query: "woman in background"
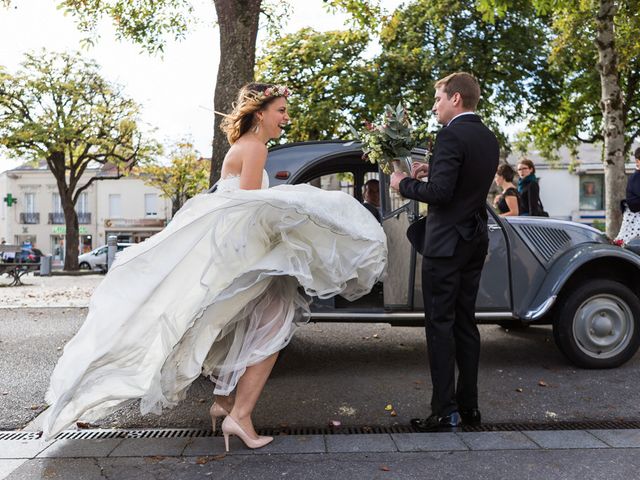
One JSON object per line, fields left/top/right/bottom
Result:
{"left": 517, "top": 159, "right": 545, "bottom": 216}
{"left": 493, "top": 163, "right": 519, "bottom": 216}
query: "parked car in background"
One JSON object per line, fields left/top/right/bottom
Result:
{"left": 209, "top": 140, "right": 640, "bottom": 370}
{"left": 15, "top": 247, "right": 43, "bottom": 263}
{"left": 78, "top": 243, "right": 134, "bottom": 271}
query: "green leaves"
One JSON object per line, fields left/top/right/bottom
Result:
{"left": 0, "top": 49, "right": 158, "bottom": 176}
{"left": 56, "top": 0, "right": 194, "bottom": 54}
{"left": 353, "top": 103, "right": 429, "bottom": 174}
{"left": 136, "top": 141, "right": 209, "bottom": 215}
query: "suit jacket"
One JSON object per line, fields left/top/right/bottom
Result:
{"left": 400, "top": 114, "right": 499, "bottom": 257}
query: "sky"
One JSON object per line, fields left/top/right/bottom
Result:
{"left": 0, "top": 0, "right": 405, "bottom": 169}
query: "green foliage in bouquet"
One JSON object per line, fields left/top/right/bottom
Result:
{"left": 351, "top": 103, "right": 432, "bottom": 174}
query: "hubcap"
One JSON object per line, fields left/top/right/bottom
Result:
{"left": 573, "top": 294, "right": 633, "bottom": 359}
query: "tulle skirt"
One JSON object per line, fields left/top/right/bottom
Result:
{"left": 43, "top": 184, "right": 387, "bottom": 438}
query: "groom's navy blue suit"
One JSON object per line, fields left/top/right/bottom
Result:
{"left": 400, "top": 113, "right": 499, "bottom": 417}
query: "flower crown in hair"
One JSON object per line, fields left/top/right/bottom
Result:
{"left": 255, "top": 85, "right": 292, "bottom": 100}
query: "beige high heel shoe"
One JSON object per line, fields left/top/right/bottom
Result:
{"left": 221, "top": 415, "right": 273, "bottom": 451}
{"left": 209, "top": 402, "right": 229, "bottom": 430}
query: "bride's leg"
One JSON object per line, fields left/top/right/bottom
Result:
{"left": 214, "top": 394, "right": 234, "bottom": 413}
{"left": 229, "top": 351, "right": 279, "bottom": 438}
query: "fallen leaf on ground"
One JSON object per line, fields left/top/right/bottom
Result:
{"left": 538, "top": 380, "right": 548, "bottom": 387}
{"left": 329, "top": 420, "right": 342, "bottom": 427}
{"left": 145, "top": 455, "right": 166, "bottom": 463}
{"left": 372, "top": 334, "right": 380, "bottom": 339}
{"left": 76, "top": 421, "right": 99, "bottom": 429}
{"left": 380, "top": 465, "right": 391, "bottom": 471}
{"left": 390, "top": 410, "right": 397, "bottom": 417}
{"left": 515, "top": 388, "right": 523, "bottom": 393}
{"left": 384, "top": 404, "right": 393, "bottom": 411}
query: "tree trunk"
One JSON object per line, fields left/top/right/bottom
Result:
{"left": 209, "top": 0, "right": 262, "bottom": 187}
{"left": 595, "top": 0, "right": 626, "bottom": 237}
{"left": 61, "top": 191, "right": 80, "bottom": 271}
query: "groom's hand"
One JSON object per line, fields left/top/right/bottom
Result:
{"left": 390, "top": 172, "right": 407, "bottom": 191}
{"left": 411, "top": 162, "right": 429, "bottom": 180}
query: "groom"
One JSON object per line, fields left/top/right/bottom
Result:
{"left": 390, "top": 72, "right": 499, "bottom": 431}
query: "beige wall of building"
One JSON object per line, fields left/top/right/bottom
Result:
{"left": 0, "top": 164, "right": 170, "bottom": 261}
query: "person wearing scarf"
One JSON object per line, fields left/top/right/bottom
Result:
{"left": 517, "top": 159, "right": 543, "bottom": 216}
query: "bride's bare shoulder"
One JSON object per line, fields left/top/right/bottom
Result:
{"left": 226, "top": 138, "right": 267, "bottom": 168}
{"left": 233, "top": 139, "right": 267, "bottom": 157}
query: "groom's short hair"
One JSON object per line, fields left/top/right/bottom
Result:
{"left": 435, "top": 72, "right": 481, "bottom": 110}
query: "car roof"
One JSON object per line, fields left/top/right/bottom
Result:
{"left": 265, "top": 140, "right": 429, "bottom": 186}
{"left": 265, "top": 140, "right": 365, "bottom": 186}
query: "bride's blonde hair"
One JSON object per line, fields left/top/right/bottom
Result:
{"left": 220, "top": 82, "right": 291, "bottom": 145}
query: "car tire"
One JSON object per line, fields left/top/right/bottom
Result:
{"left": 553, "top": 279, "right": 640, "bottom": 368}
{"left": 79, "top": 262, "right": 91, "bottom": 270}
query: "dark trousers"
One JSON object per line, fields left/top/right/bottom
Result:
{"left": 421, "top": 233, "right": 488, "bottom": 417}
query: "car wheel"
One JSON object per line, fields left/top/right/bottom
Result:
{"left": 79, "top": 262, "right": 91, "bottom": 270}
{"left": 553, "top": 279, "right": 640, "bottom": 368}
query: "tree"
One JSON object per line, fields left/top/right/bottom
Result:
{"left": 479, "top": 0, "right": 640, "bottom": 236}
{"left": 136, "top": 142, "right": 210, "bottom": 216}
{"left": 258, "top": 0, "right": 552, "bottom": 154}
{"left": 373, "top": 0, "right": 553, "bottom": 151}
{"left": 210, "top": 0, "right": 262, "bottom": 186}
{"left": 257, "top": 28, "right": 372, "bottom": 141}
{"left": 0, "top": 50, "right": 157, "bottom": 270}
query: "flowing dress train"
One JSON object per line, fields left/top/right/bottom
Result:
{"left": 43, "top": 171, "right": 387, "bottom": 438}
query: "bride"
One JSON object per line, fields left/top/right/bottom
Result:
{"left": 43, "top": 83, "right": 387, "bottom": 451}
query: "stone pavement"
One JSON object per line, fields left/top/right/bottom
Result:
{"left": 2, "top": 429, "right": 640, "bottom": 479}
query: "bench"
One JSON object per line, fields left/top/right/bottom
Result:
{"left": 0, "top": 245, "right": 40, "bottom": 286}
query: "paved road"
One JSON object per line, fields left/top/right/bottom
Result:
{"left": 2, "top": 307, "right": 640, "bottom": 431}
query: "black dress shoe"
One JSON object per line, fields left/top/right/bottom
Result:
{"left": 459, "top": 408, "right": 481, "bottom": 426}
{"left": 410, "top": 412, "right": 462, "bottom": 432}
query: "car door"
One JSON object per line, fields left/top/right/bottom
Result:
{"left": 379, "top": 170, "right": 417, "bottom": 310}
{"left": 475, "top": 209, "right": 511, "bottom": 312}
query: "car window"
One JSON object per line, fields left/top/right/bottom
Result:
{"left": 307, "top": 173, "right": 354, "bottom": 195}
{"left": 380, "top": 173, "right": 412, "bottom": 216}
{"left": 96, "top": 247, "right": 107, "bottom": 256}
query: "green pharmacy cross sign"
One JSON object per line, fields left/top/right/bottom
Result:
{"left": 3, "top": 193, "right": 17, "bottom": 206}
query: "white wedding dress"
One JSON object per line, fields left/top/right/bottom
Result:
{"left": 43, "top": 170, "right": 387, "bottom": 438}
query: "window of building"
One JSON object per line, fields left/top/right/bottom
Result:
{"left": 144, "top": 193, "right": 158, "bottom": 217}
{"left": 52, "top": 192, "right": 62, "bottom": 213}
{"left": 579, "top": 174, "right": 604, "bottom": 211}
{"left": 109, "top": 194, "right": 122, "bottom": 218}
{"left": 24, "top": 193, "right": 36, "bottom": 213}
{"left": 76, "top": 192, "right": 88, "bottom": 213}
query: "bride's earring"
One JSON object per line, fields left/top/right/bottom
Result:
{"left": 252, "top": 123, "right": 260, "bottom": 134}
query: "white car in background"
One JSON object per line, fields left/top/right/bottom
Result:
{"left": 78, "top": 243, "right": 134, "bottom": 271}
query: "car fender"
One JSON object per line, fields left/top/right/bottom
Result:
{"left": 520, "top": 244, "right": 640, "bottom": 322}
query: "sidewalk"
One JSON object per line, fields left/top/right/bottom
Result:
{"left": 0, "top": 273, "right": 102, "bottom": 308}
{"left": 2, "top": 428, "right": 640, "bottom": 479}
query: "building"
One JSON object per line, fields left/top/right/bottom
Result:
{"left": 0, "top": 161, "right": 171, "bottom": 262}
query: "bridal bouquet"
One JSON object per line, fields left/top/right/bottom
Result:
{"left": 352, "top": 103, "right": 432, "bottom": 175}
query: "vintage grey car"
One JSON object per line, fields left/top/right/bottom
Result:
{"left": 221, "top": 140, "right": 640, "bottom": 369}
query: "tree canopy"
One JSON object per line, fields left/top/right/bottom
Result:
{"left": 0, "top": 50, "right": 158, "bottom": 269}
{"left": 258, "top": 28, "right": 372, "bottom": 141}
{"left": 136, "top": 141, "right": 210, "bottom": 216}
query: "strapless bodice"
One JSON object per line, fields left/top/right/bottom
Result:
{"left": 217, "top": 170, "right": 269, "bottom": 192}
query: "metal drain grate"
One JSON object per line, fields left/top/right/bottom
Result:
{"left": 4, "top": 420, "right": 640, "bottom": 441}
{"left": 0, "top": 431, "right": 43, "bottom": 441}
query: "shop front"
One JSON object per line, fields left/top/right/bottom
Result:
{"left": 50, "top": 226, "right": 93, "bottom": 263}
{"left": 103, "top": 218, "right": 166, "bottom": 244}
